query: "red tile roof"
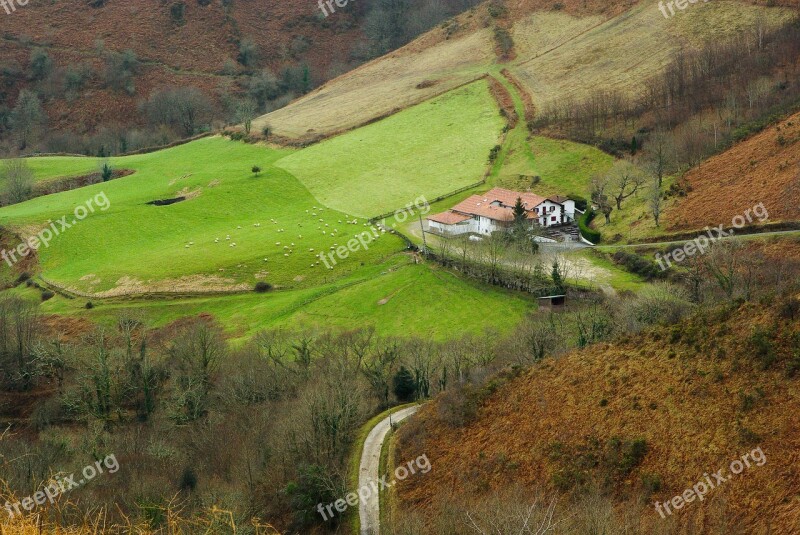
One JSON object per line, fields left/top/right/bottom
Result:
{"left": 450, "top": 195, "right": 514, "bottom": 222}
{"left": 483, "top": 187, "right": 547, "bottom": 210}
{"left": 427, "top": 188, "right": 557, "bottom": 225}
{"left": 427, "top": 211, "right": 472, "bottom": 224}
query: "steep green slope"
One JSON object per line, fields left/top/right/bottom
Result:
{"left": 275, "top": 81, "right": 504, "bottom": 217}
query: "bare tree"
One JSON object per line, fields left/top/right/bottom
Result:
{"left": 2, "top": 159, "right": 34, "bottom": 205}
{"left": 590, "top": 173, "right": 613, "bottom": 224}
{"left": 168, "top": 320, "right": 226, "bottom": 422}
{"left": 649, "top": 175, "right": 663, "bottom": 227}
{"left": 608, "top": 160, "right": 645, "bottom": 210}
{"left": 236, "top": 98, "right": 258, "bottom": 134}
{"left": 645, "top": 129, "right": 672, "bottom": 188}
{"left": 142, "top": 86, "right": 213, "bottom": 137}
{"left": 9, "top": 90, "right": 46, "bottom": 150}
{"left": 705, "top": 241, "right": 742, "bottom": 300}
{"left": 362, "top": 339, "right": 399, "bottom": 408}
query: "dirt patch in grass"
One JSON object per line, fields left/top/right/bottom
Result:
{"left": 501, "top": 68, "right": 536, "bottom": 123}
{"left": 488, "top": 76, "right": 518, "bottom": 128}
{"left": 60, "top": 275, "right": 252, "bottom": 298}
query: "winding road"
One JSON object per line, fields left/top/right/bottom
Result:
{"left": 358, "top": 405, "right": 421, "bottom": 535}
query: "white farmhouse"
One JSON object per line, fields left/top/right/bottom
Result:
{"left": 427, "top": 188, "right": 576, "bottom": 237}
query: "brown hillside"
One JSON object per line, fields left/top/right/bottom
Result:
{"left": 668, "top": 111, "right": 800, "bottom": 231}
{"left": 0, "top": 0, "right": 364, "bottom": 135}
{"left": 394, "top": 297, "right": 800, "bottom": 533}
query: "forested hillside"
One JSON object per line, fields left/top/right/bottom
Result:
{"left": 0, "top": 0, "right": 481, "bottom": 156}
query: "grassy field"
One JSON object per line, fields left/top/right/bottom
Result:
{"left": 494, "top": 135, "right": 614, "bottom": 197}
{"left": 253, "top": 27, "right": 494, "bottom": 141}
{"left": 0, "top": 137, "right": 400, "bottom": 295}
{"left": 36, "top": 256, "right": 535, "bottom": 342}
{"left": 275, "top": 81, "right": 505, "bottom": 218}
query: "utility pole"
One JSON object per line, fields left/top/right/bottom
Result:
{"left": 418, "top": 214, "right": 428, "bottom": 256}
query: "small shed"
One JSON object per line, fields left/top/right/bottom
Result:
{"left": 538, "top": 294, "right": 566, "bottom": 311}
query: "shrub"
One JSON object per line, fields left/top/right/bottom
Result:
{"left": 568, "top": 194, "right": 588, "bottom": 212}
{"left": 103, "top": 48, "right": 138, "bottom": 95}
{"left": 493, "top": 28, "right": 514, "bottom": 58}
{"left": 15, "top": 272, "right": 31, "bottom": 285}
{"left": 85, "top": 301, "right": 94, "bottom": 309}
{"left": 487, "top": 0, "right": 508, "bottom": 17}
{"left": 254, "top": 281, "right": 272, "bottom": 293}
{"left": 393, "top": 366, "right": 416, "bottom": 402}
{"left": 179, "top": 467, "right": 197, "bottom": 491}
{"left": 488, "top": 144, "right": 502, "bottom": 162}
{"left": 607, "top": 437, "right": 648, "bottom": 477}
{"left": 641, "top": 472, "right": 662, "bottom": 495}
{"left": 237, "top": 37, "right": 260, "bottom": 68}
{"left": 612, "top": 250, "right": 665, "bottom": 280}
{"left": 40, "top": 290, "right": 55, "bottom": 301}
{"left": 170, "top": 1, "right": 186, "bottom": 24}
{"left": 101, "top": 161, "right": 113, "bottom": 182}
{"left": 748, "top": 326, "right": 777, "bottom": 370}
{"left": 778, "top": 295, "right": 800, "bottom": 321}
{"left": 436, "top": 384, "right": 479, "bottom": 427}
{"left": 619, "top": 283, "right": 693, "bottom": 332}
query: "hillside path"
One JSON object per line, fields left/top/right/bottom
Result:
{"left": 359, "top": 405, "right": 420, "bottom": 535}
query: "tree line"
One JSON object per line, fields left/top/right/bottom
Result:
{"left": 535, "top": 16, "right": 800, "bottom": 172}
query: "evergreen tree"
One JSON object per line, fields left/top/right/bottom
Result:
{"left": 551, "top": 261, "right": 565, "bottom": 293}
{"left": 393, "top": 366, "right": 416, "bottom": 402}
{"left": 512, "top": 197, "right": 526, "bottom": 224}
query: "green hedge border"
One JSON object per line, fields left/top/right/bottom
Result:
{"left": 579, "top": 208, "right": 601, "bottom": 244}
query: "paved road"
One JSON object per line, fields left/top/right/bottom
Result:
{"left": 596, "top": 229, "right": 800, "bottom": 250}
{"left": 358, "top": 405, "right": 421, "bottom": 535}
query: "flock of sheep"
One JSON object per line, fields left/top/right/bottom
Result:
{"left": 182, "top": 206, "right": 386, "bottom": 271}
